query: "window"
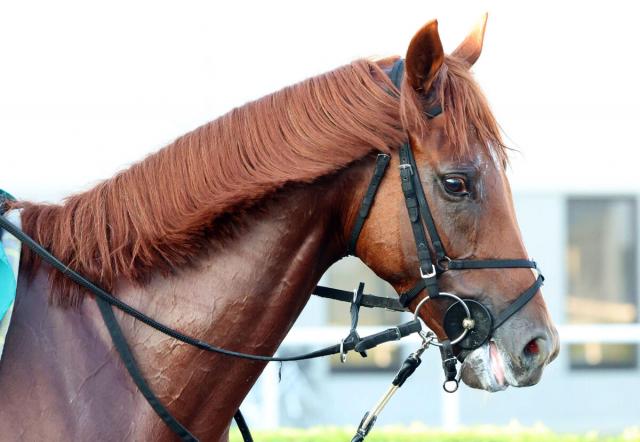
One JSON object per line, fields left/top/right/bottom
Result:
{"left": 324, "top": 257, "right": 403, "bottom": 372}
{"left": 567, "top": 197, "right": 638, "bottom": 369}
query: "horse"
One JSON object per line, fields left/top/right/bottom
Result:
{"left": 0, "top": 16, "right": 559, "bottom": 441}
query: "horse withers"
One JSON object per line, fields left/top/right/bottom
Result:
{"left": 0, "top": 15, "right": 558, "bottom": 441}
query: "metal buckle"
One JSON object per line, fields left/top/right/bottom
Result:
{"left": 398, "top": 163, "right": 413, "bottom": 175}
{"left": 420, "top": 264, "right": 436, "bottom": 279}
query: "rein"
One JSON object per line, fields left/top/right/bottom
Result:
{"left": 0, "top": 209, "right": 423, "bottom": 442}
{"left": 0, "top": 59, "right": 544, "bottom": 442}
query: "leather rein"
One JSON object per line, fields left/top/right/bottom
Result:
{"left": 0, "top": 59, "right": 543, "bottom": 442}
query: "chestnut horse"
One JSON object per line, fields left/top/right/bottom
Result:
{"left": 0, "top": 17, "right": 558, "bottom": 441}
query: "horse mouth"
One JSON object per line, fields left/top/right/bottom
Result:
{"left": 459, "top": 340, "right": 510, "bottom": 392}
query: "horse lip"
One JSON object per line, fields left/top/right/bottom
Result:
{"left": 489, "top": 340, "right": 506, "bottom": 387}
{"left": 459, "top": 342, "right": 510, "bottom": 392}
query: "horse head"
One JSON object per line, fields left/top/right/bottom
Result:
{"left": 349, "top": 16, "right": 559, "bottom": 392}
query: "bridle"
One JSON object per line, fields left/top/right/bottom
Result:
{"left": 0, "top": 59, "right": 544, "bottom": 442}
{"left": 346, "top": 59, "right": 544, "bottom": 388}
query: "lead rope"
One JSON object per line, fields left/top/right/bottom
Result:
{"left": 351, "top": 333, "right": 434, "bottom": 442}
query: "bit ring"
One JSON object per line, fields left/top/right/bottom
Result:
{"left": 413, "top": 292, "right": 473, "bottom": 346}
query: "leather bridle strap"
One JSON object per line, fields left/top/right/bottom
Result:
{"left": 447, "top": 259, "right": 537, "bottom": 270}
{"left": 393, "top": 138, "right": 543, "bottom": 316}
{"left": 95, "top": 297, "right": 200, "bottom": 442}
{"left": 355, "top": 142, "right": 545, "bottom": 347}
{"left": 398, "top": 280, "right": 430, "bottom": 307}
{"left": 405, "top": 139, "right": 447, "bottom": 264}
{"left": 312, "top": 285, "right": 405, "bottom": 312}
{"left": 348, "top": 153, "right": 391, "bottom": 255}
{"left": 492, "top": 274, "right": 544, "bottom": 331}
{"left": 398, "top": 143, "right": 439, "bottom": 299}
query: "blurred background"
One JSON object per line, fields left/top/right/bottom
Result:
{"left": 1, "top": 0, "right": 639, "bottom": 435}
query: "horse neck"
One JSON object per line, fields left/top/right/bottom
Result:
{"left": 106, "top": 174, "right": 351, "bottom": 439}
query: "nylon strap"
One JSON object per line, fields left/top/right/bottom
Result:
{"left": 348, "top": 154, "right": 391, "bottom": 255}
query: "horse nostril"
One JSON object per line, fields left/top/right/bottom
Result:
{"left": 524, "top": 338, "right": 541, "bottom": 357}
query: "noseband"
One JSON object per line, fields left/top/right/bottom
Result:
{"left": 348, "top": 59, "right": 544, "bottom": 367}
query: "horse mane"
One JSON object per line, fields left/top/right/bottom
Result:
{"left": 14, "top": 56, "right": 505, "bottom": 307}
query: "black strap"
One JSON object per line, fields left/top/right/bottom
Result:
{"left": 95, "top": 297, "right": 198, "bottom": 441}
{"left": 350, "top": 282, "right": 365, "bottom": 332}
{"left": 96, "top": 297, "right": 254, "bottom": 442}
{"left": 348, "top": 154, "right": 390, "bottom": 255}
{"left": 439, "top": 339, "right": 457, "bottom": 383}
{"left": 406, "top": 144, "right": 447, "bottom": 264}
{"left": 0, "top": 214, "right": 421, "bottom": 364}
{"left": 233, "top": 410, "right": 254, "bottom": 442}
{"left": 354, "top": 320, "right": 422, "bottom": 353}
{"left": 448, "top": 259, "right": 537, "bottom": 270}
{"left": 398, "top": 278, "right": 438, "bottom": 308}
{"left": 398, "top": 144, "right": 438, "bottom": 293}
{"left": 389, "top": 59, "right": 404, "bottom": 89}
{"left": 312, "top": 285, "right": 405, "bottom": 312}
{"left": 492, "top": 274, "right": 544, "bottom": 330}
{"left": 345, "top": 282, "right": 367, "bottom": 358}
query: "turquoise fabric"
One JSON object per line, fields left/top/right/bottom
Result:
{"left": 0, "top": 244, "right": 15, "bottom": 322}
{"left": 0, "top": 188, "right": 16, "bottom": 322}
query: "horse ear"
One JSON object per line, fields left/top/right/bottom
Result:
{"left": 405, "top": 20, "right": 444, "bottom": 92}
{"left": 451, "top": 13, "right": 488, "bottom": 67}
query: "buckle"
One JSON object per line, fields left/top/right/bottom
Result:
{"left": 419, "top": 264, "right": 436, "bottom": 279}
{"left": 398, "top": 163, "right": 413, "bottom": 175}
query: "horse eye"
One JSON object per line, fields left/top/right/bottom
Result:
{"left": 442, "top": 175, "right": 469, "bottom": 196}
